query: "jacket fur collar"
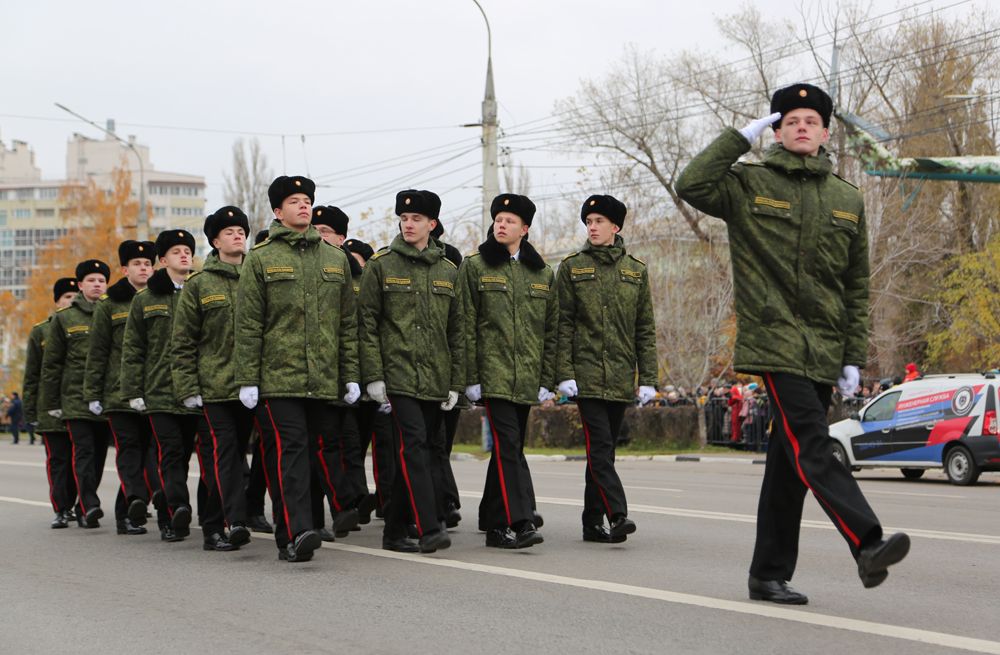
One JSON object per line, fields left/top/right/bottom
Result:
{"left": 105, "top": 276, "right": 137, "bottom": 302}
{"left": 146, "top": 267, "right": 178, "bottom": 295}
{"left": 478, "top": 234, "right": 546, "bottom": 270}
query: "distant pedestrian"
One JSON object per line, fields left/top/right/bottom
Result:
{"left": 6, "top": 392, "right": 23, "bottom": 444}
{"left": 903, "top": 363, "right": 919, "bottom": 383}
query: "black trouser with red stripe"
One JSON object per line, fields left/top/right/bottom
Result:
{"left": 256, "top": 398, "right": 335, "bottom": 549}
{"left": 66, "top": 419, "right": 111, "bottom": 515}
{"left": 149, "top": 413, "right": 199, "bottom": 518}
{"left": 384, "top": 395, "right": 442, "bottom": 539}
{"left": 752, "top": 373, "right": 883, "bottom": 581}
{"left": 42, "top": 432, "right": 77, "bottom": 513}
{"left": 198, "top": 401, "right": 253, "bottom": 536}
{"left": 339, "top": 406, "right": 369, "bottom": 504}
{"left": 435, "top": 407, "right": 462, "bottom": 511}
{"left": 246, "top": 435, "right": 269, "bottom": 517}
{"left": 108, "top": 412, "right": 156, "bottom": 521}
{"left": 358, "top": 401, "right": 395, "bottom": 508}
{"left": 576, "top": 399, "right": 629, "bottom": 526}
{"left": 480, "top": 399, "right": 535, "bottom": 530}
{"left": 309, "top": 404, "right": 356, "bottom": 519}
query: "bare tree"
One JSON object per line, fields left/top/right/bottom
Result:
{"left": 223, "top": 137, "right": 274, "bottom": 237}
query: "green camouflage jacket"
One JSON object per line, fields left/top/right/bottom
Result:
{"left": 84, "top": 277, "right": 140, "bottom": 413}
{"left": 234, "top": 220, "right": 358, "bottom": 401}
{"left": 22, "top": 315, "right": 66, "bottom": 432}
{"left": 459, "top": 237, "right": 558, "bottom": 405}
{"left": 120, "top": 268, "right": 198, "bottom": 414}
{"left": 171, "top": 253, "right": 243, "bottom": 404}
{"left": 331, "top": 248, "right": 365, "bottom": 408}
{"left": 359, "top": 234, "right": 464, "bottom": 402}
{"left": 675, "top": 128, "right": 869, "bottom": 385}
{"left": 554, "top": 235, "right": 658, "bottom": 402}
{"left": 41, "top": 293, "right": 101, "bottom": 421}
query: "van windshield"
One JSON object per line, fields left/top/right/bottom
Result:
{"left": 863, "top": 391, "right": 900, "bottom": 422}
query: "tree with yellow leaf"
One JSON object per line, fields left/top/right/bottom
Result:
{"left": 926, "top": 236, "right": 1000, "bottom": 372}
{"left": 0, "top": 162, "right": 142, "bottom": 392}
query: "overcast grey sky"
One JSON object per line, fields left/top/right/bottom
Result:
{"left": 0, "top": 0, "right": 977, "bottom": 238}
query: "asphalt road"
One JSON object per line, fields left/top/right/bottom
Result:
{"left": 1, "top": 440, "right": 999, "bottom": 655}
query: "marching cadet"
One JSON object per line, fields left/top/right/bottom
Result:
{"left": 310, "top": 206, "right": 375, "bottom": 538}
{"left": 429, "top": 220, "right": 464, "bottom": 529}
{"left": 41, "top": 260, "right": 111, "bottom": 529}
{"left": 234, "top": 176, "right": 360, "bottom": 563}
{"left": 84, "top": 240, "right": 161, "bottom": 537}
{"left": 23, "top": 278, "right": 80, "bottom": 528}
{"left": 344, "top": 238, "right": 396, "bottom": 517}
{"left": 555, "top": 196, "right": 656, "bottom": 544}
{"left": 359, "top": 189, "right": 464, "bottom": 554}
{"left": 121, "top": 230, "right": 202, "bottom": 543}
{"left": 245, "top": 226, "right": 273, "bottom": 535}
{"left": 172, "top": 207, "right": 253, "bottom": 552}
{"left": 675, "top": 83, "right": 909, "bottom": 604}
{"left": 459, "top": 194, "right": 556, "bottom": 549}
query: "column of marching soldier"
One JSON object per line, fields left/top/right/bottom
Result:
{"left": 21, "top": 174, "right": 654, "bottom": 562}
{"left": 18, "top": 84, "right": 912, "bottom": 603}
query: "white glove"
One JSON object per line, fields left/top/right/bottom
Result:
{"left": 183, "top": 395, "right": 203, "bottom": 409}
{"left": 344, "top": 382, "right": 361, "bottom": 405}
{"left": 638, "top": 385, "right": 656, "bottom": 405}
{"left": 738, "top": 112, "right": 782, "bottom": 144}
{"left": 378, "top": 403, "right": 392, "bottom": 415}
{"left": 367, "top": 381, "right": 387, "bottom": 404}
{"left": 29, "top": 421, "right": 38, "bottom": 427}
{"left": 48, "top": 409, "right": 62, "bottom": 419}
{"left": 129, "top": 398, "right": 146, "bottom": 412}
{"left": 466, "top": 384, "right": 482, "bottom": 402}
{"left": 88, "top": 401, "right": 103, "bottom": 416}
{"left": 558, "top": 379, "right": 578, "bottom": 398}
{"left": 239, "top": 386, "right": 258, "bottom": 409}
{"left": 538, "top": 387, "right": 555, "bottom": 403}
{"left": 837, "top": 365, "right": 860, "bottom": 398}
{"left": 441, "top": 390, "right": 459, "bottom": 412}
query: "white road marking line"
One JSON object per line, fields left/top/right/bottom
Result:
{"left": 861, "top": 489, "right": 966, "bottom": 499}
{"left": 325, "top": 543, "right": 1000, "bottom": 655}
{"left": 457, "top": 492, "right": 1000, "bottom": 545}
{"left": 1, "top": 495, "right": 998, "bottom": 652}
{"left": 623, "top": 485, "right": 685, "bottom": 493}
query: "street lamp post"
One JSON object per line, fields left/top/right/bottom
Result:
{"left": 472, "top": 0, "right": 499, "bottom": 240}
{"left": 55, "top": 103, "right": 149, "bottom": 241}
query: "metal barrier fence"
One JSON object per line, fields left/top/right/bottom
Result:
{"left": 704, "top": 395, "right": 772, "bottom": 453}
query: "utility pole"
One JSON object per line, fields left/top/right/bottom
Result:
{"left": 473, "top": 0, "right": 499, "bottom": 240}
{"left": 55, "top": 103, "right": 149, "bottom": 240}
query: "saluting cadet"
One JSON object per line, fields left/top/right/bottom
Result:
{"left": 120, "top": 230, "right": 202, "bottom": 542}
{"left": 172, "top": 207, "right": 253, "bottom": 552}
{"left": 23, "top": 278, "right": 80, "bottom": 528}
{"left": 41, "top": 260, "right": 111, "bottom": 529}
{"left": 555, "top": 196, "right": 657, "bottom": 544}
{"left": 234, "top": 176, "right": 360, "bottom": 563}
{"left": 84, "top": 240, "right": 161, "bottom": 537}
{"left": 676, "top": 83, "right": 909, "bottom": 604}
{"left": 344, "top": 238, "right": 396, "bottom": 518}
{"left": 460, "top": 194, "right": 556, "bottom": 548}
{"left": 359, "top": 189, "right": 464, "bottom": 554}
{"left": 310, "top": 206, "right": 375, "bottom": 539}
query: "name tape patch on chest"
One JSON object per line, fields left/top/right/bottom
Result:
{"left": 111, "top": 312, "right": 129, "bottom": 321}
{"left": 266, "top": 267, "right": 294, "bottom": 274}
{"left": 530, "top": 284, "right": 549, "bottom": 291}
{"left": 144, "top": 305, "right": 169, "bottom": 312}
{"left": 754, "top": 196, "right": 791, "bottom": 209}
{"left": 433, "top": 280, "right": 454, "bottom": 289}
{"left": 481, "top": 277, "right": 506, "bottom": 284}
{"left": 620, "top": 269, "right": 642, "bottom": 279}
{"left": 832, "top": 210, "right": 859, "bottom": 224}
{"left": 386, "top": 277, "right": 410, "bottom": 285}
{"left": 323, "top": 267, "right": 344, "bottom": 275}
{"left": 201, "top": 295, "right": 226, "bottom": 304}
{"left": 67, "top": 325, "right": 88, "bottom": 334}
{"left": 571, "top": 268, "right": 595, "bottom": 275}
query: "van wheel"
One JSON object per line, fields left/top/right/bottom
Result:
{"left": 830, "top": 442, "right": 850, "bottom": 469}
{"left": 945, "top": 446, "right": 980, "bottom": 486}
{"left": 900, "top": 468, "right": 924, "bottom": 480}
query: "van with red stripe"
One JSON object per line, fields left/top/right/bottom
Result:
{"left": 828, "top": 374, "right": 1000, "bottom": 485}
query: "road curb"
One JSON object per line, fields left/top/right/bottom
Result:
{"left": 454, "top": 452, "right": 766, "bottom": 464}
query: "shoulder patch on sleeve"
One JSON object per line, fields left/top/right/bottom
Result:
{"left": 136, "top": 288, "right": 148, "bottom": 295}
{"left": 34, "top": 318, "right": 48, "bottom": 327}
{"left": 56, "top": 306, "right": 70, "bottom": 312}
{"left": 467, "top": 251, "right": 482, "bottom": 258}
{"left": 832, "top": 172, "right": 859, "bottom": 190}
{"left": 561, "top": 251, "right": 582, "bottom": 261}
{"left": 441, "top": 257, "right": 457, "bottom": 269}
{"left": 369, "top": 250, "right": 389, "bottom": 260}
{"left": 186, "top": 271, "right": 201, "bottom": 280}
{"left": 99, "top": 293, "right": 108, "bottom": 300}
{"left": 742, "top": 162, "right": 766, "bottom": 167}
{"left": 627, "top": 254, "right": 646, "bottom": 266}
{"left": 252, "top": 239, "right": 270, "bottom": 249}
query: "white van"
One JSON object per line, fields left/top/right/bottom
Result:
{"left": 828, "top": 374, "right": 1000, "bottom": 485}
